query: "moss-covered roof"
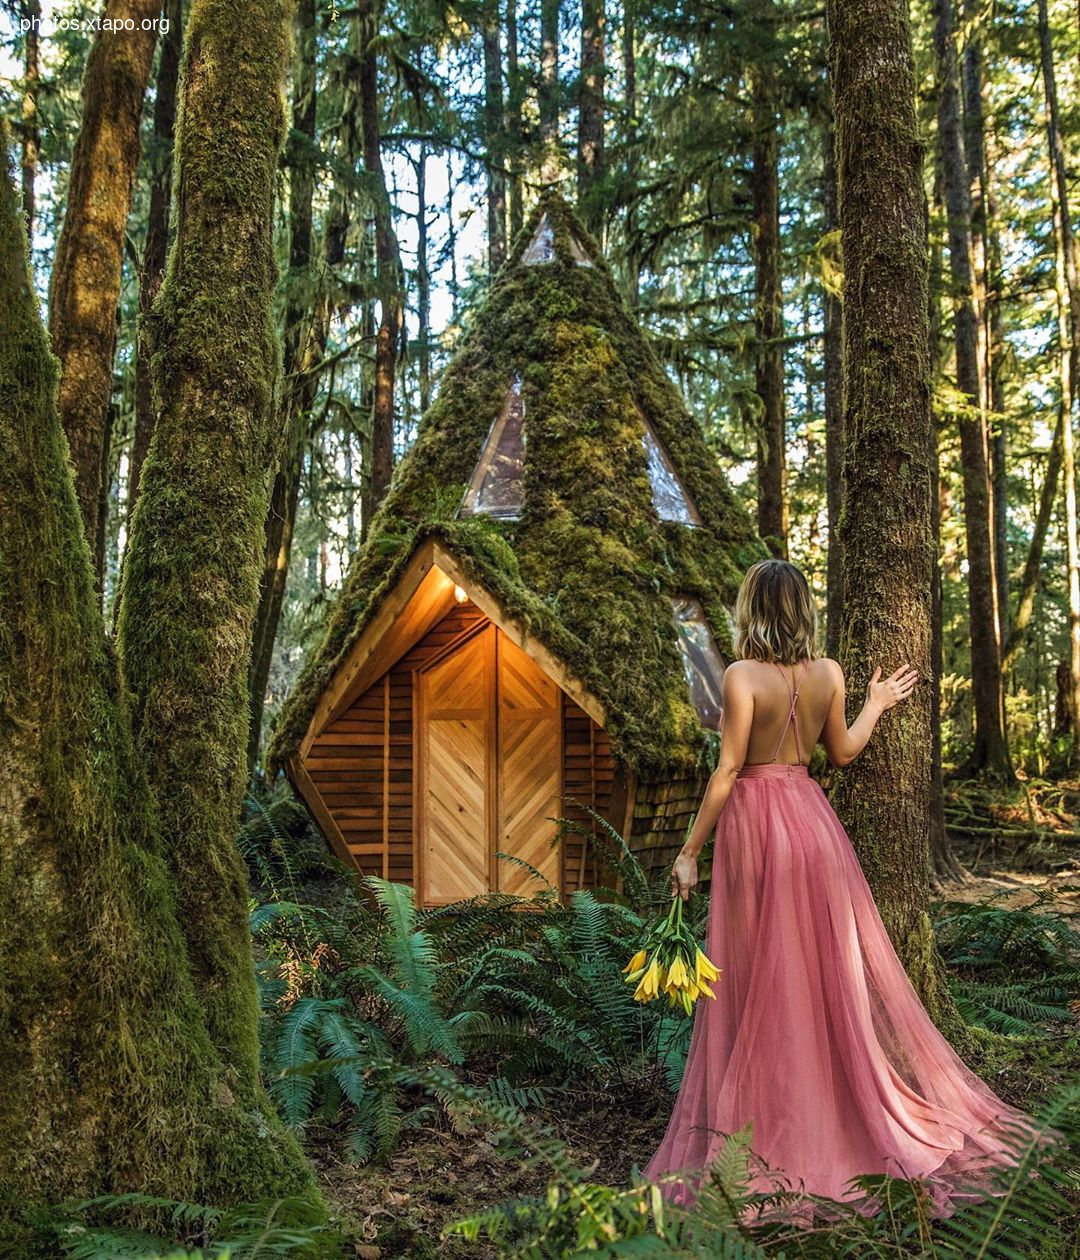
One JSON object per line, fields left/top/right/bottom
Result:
{"left": 268, "top": 192, "right": 766, "bottom": 777}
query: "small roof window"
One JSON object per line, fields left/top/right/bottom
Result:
{"left": 671, "top": 595, "right": 726, "bottom": 729}
{"left": 641, "top": 415, "right": 702, "bottom": 525}
{"left": 460, "top": 377, "right": 526, "bottom": 518}
{"left": 522, "top": 212, "right": 595, "bottom": 268}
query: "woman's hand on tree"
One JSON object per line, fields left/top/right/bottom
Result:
{"left": 867, "top": 664, "right": 919, "bottom": 713}
{"left": 671, "top": 850, "right": 698, "bottom": 902}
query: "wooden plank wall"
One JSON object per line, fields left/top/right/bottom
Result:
{"left": 630, "top": 773, "right": 709, "bottom": 884}
{"left": 303, "top": 601, "right": 621, "bottom": 897}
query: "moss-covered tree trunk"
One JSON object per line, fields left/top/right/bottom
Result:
{"left": 823, "top": 109, "right": 844, "bottom": 657}
{"left": 19, "top": 0, "right": 39, "bottom": 233}
{"left": 115, "top": 0, "right": 302, "bottom": 1096}
{"left": 577, "top": 0, "right": 606, "bottom": 225}
{"left": 750, "top": 0, "right": 787, "bottom": 555}
{"left": 934, "top": 0, "right": 1012, "bottom": 781}
{"left": 827, "top": 0, "right": 964, "bottom": 1034}
{"left": 483, "top": 0, "right": 507, "bottom": 273}
{"left": 540, "top": 0, "right": 559, "bottom": 178}
{"left": 359, "top": 0, "right": 403, "bottom": 533}
{"left": 47, "top": 0, "right": 162, "bottom": 574}
{"left": 130, "top": 0, "right": 183, "bottom": 521}
{"left": 248, "top": 0, "right": 321, "bottom": 774}
{"left": 506, "top": 0, "right": 524, "bottom": 240}
{"left": 0, "top": 107, "right": 312, "bottom": 1242}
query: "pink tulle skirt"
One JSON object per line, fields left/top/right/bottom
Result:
{"left": 642, "top": 764, "right": 1053, "bottom": 1224}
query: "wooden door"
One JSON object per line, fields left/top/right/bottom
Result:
{"left": 496, "top": 635, "right": 562, "bottom": 895}
{"left": 417, "top": 625, "right": 494, "bottom": 905}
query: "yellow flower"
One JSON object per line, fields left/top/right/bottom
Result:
{"left": 696, "top": 979, "right": 717, "bottom": 1000}
{"left": 633, "top": 958, "right": 662, "bottom": 1003}
{"left": 623, "top": 949, "right": 648, "bottom": 975}
{"left": 695, "top": 949, "right": 720, "bottom": 983}
{"left": 666, "top": 955, "right": 689, "bottom": 990}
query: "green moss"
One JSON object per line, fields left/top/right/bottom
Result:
{"left": 269, "top": 192, "right": 766, "bottom": 777}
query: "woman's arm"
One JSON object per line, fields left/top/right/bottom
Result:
{"left": 670, "top": 664, "right": 755, "bottom": 901}
{"left": 819, "top": 658, "right": 918, "bottom": 767}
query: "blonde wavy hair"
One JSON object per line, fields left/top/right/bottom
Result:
{"left": 734, "top": 559, "right": 818, "bottom": 664}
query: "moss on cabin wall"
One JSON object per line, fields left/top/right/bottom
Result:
{"left": 270, "top": 193, "right": 766, "bottom": 777}
{"left": 0, "top": 113, "right": 312, "bottom": 1242}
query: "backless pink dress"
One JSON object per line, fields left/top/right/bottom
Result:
{"left": 642, "top": 661, "right": 1050, "bottom": 1222}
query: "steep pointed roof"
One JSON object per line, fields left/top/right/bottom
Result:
{"left": 269, "top": 193, "right": 766, "bottom": 776}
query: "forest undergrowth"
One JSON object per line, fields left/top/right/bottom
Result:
{"left": 33, "top": 776, "right": 1080, "bottom": 1260}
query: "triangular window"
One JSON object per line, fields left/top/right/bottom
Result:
{"left": 521, "top": 212, "right": 595, "bottom": 268}
{"left": 671, "top": 596, "right": 726, "bottom": 729}
{"left": 522, "top": 214, "right": 556, "bottom": 264}
{"left": 460, "top": 377, "right": 526, "bottom": 518}
{"left": 641, "top": 414, "right": 702, "bottom": 525}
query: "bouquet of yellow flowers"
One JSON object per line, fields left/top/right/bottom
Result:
{"left": 622, "top": 891, "right": 721, "bottom": 1015}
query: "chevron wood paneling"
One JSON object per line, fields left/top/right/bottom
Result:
{"left": 497, "top": 636, "right": 560, "bottom": 896}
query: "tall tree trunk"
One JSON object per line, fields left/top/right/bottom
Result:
{"left": 751, "top": 0, "right": 786, "bottom": 554}
{"left": 47, "top": 0, "right": 163, "bottom": 576}
{"left": 0, "top": 21, "right": 314, "bottom": 1228}
{"left": 416, "top": 146, "right": 433, "bottom": 412}
{"left": 962, "top": 0, "right": 1010, "bottom": 637}
{"left": 20, "top": 0, "right": 39, "bottom": 234}
{"left": 933, "top": 0, "right": 1012, "bottom": 779}
{"left": 115, "top": 0, "right": 306, "bottom": 1103}
{"left": 828, "top": 0, "right": 963, "bottom": 1029}
{"left": 359, "top": 0, "right": 402, "bottom": 534}
{"left": 577, "top": 0, "right": 606, "bottom": 224}
{"left": 1038, "top": 0, "right": 1080, "bottom": 769}
{"left": 482, "top": 0, "right": 507, "bottom": 273}
{"left": 130, "top": 0, "right": 183, "bottom": 522}
{"left": 246, "top": 0, "right": 320, "bottom": 775}
{"left": 540, "top": 0, "right": 560, "bottom": 179}
{"left": 506, "top": 0, "right": 524, "bottom": 240}
{"left": 622, "top": 0, "right": 641, "bottom": 305}
{"left": 823, "top": 110, "right": 844, "bottom": 657}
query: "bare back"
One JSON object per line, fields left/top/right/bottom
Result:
{"left": 727, "top": 658, "right": 838, "bottom": 767}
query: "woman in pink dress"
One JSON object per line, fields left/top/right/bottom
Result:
{"left": 643, "top": 559, "right": 1048, "bottom": 1221}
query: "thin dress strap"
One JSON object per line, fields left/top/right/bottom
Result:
{"left": 770, "top": 661, "right": 809, "bottom": 764}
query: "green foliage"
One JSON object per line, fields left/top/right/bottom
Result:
{"left": 934, "top": 887, "right": 1080, "bottom": 1034}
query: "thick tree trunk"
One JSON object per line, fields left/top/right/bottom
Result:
{"left": 247, "top": 0, "right": 320, "bottom": 775}
{"left": 130, "top": 0, "right": 183, "bottom": 522}
{"left": 115, "top": 0, "right": 305, "bottom": 1105}
{"left": 1039, "top": 0, "right": 1080, "bottom": 769}
{"left": 20, "top": 0, "right": 39, "bottom": 234}
{"left": 623, "top": 0, "right": 641, "bottom": 306}
{"left": 0, "top": 38, "right": 312, "bottom": 1229}
{"left": 577, "top": 0, "right": 605, "bottom": 223}
{"left": 47, "top": 0, "right": 163, "bottom": 574}
{"left": 823, "top": 112, "right": 844, "bottom": 657}
{"left": 506, "top": 0, "right": 523, "bottom": 240}
{"left": 751, "top": 1, "right": 787, "bottom": 554}
{"left": 933, "top": 0, "right": 1012, "bottom": 780}
{"left": 482, "top": 0, "right": 507, "bottom": 273}
{"left": 827, "top": 0, "right": 964, "bottom": 1030}
{"left": 540, "top": 0, "right": 560, "bottom": 179}
{"left": 359, "top": 0, "right": 402, "bottom": 534}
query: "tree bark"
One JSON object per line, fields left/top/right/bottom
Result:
{"left": 623, "top": 0, "right": 641, "bottom": 305}
{"left": 827, "top": 0, "right": 964, "bottom": 1029}
{"left": 115, "top": 0, "right": 303, "bottom": 1099}
{"left": 506, "top": 0, "right": 524, "bottom": 240}
{"left": 540, "top": 0, "right": 560, "bottom": 179}
{"left": 1038, "top": 0, "right": 1080, "bottom": 769}
{"left": 577, "top": 0, "right": 606, "bottom": 223}
{"left": 823, "top": 110, "right": 844, "bottom": 657}
{"left": 482, "top": 0, "right": 507, "bottom": 273}
{"left": 20, "top": 0, "right": 39, "bottom": 234}
{"left": 416, "top": 146, "right": 432, "bottom": 412}
{"left": 130, "top": 0, "right": 183, "bottom": 522}
{"left": 751, "top": 0, "right": 786, "bottom": 554}
{"left": 933, "top": 0, "right": 1012, "bottom": 779}
{"left": 47, "top": 0, "right": 163, "bottom": 575}
{"left": 0, "top": 22, "right": 314, "bottom": 1223}
{"left": 246, "top": 0, "right": 320, "bottom": 775}
{"left": 358, "top": 0, "right": 403, "bottom": 534}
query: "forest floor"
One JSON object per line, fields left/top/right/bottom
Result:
{"left": 306, "top": 775, "right": 1080, "bottom": 1258}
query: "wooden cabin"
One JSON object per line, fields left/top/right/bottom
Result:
{"left": 269, "top": 193, "right": 766, "bottom": 905}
